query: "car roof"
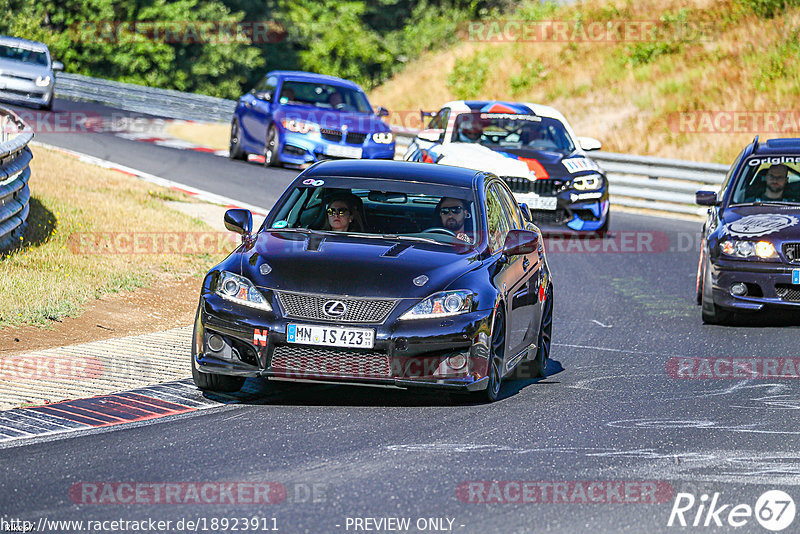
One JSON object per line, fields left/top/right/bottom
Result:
{"left": 267, "top": 70, "right": 362, "bottom": 91}
{"left": 302, "top": 159, "right": 489, "bottom": 188}
{"left": 0, "top": 35, "right": 49, "bottom": 52}
{"left": 751, "top": 137, "right": 800, "bottom": 156}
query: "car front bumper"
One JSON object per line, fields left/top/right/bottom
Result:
{"left": 710, "top": 257, "right": 800, "bottom": 312}
{"left": 0, "top": 76, "right": 52, "bottom": 108}
{"left": 515, "top": 191, "right": 609, "bottom": 233}
{"left": 192, "top": 294, "right": 495, "bottom": 392}
{"left": 278, "top": 130, "right": 395, "bottom": 165}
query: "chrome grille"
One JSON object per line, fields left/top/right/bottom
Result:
{"left": 776, "top": 284, "right": 800, "bottom": 301}
{"left": 270, "top": 345, "right": 391, "bottom": 378}
{"left": 275, "top": 291, "right": 397, "bottom": 323}
{"left": 783, "top": 243, "right": 800, "bottom": 263}
{"left": 345, "top": 132, "right": 367, "bottom": 145}
{"left": 320, "top": 128, "right": 342, "bottom": 142}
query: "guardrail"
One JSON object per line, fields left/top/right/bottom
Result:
{"left": 0, "top": 109, "right": 33, "bottom": 252}
{"left": 393, "top": 129, "right": 726, "bottom": 217}
{"left": 55, "top": 72, "right": 236, "bottom": 123}
{"left": 53, "top": 72, "right": 725, "bottom": 217}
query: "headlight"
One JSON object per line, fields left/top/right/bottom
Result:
{"left": 372, "top": 132, "right": 394, "bottom": 144}
{"left": 281, "top": 119, "right": 318, "bottom": 134}
{"left": 35, "top": 75, "right": 51, "bottom": 87}
{"left": 215, "top": 271, "right": 272, "bottom": 311}
{"left": 720, "top": 240, "right": 777, "bottom": 259}
{"left": 571, "top": 173, "right": 603, "bottom": 191}
{"left": 399, "top": 290, "right": 473, "bottom": 320}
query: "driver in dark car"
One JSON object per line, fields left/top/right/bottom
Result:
{"left": 436, "top": 197, "right": 471, "bottom": 242}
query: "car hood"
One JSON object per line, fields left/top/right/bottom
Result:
{"left": 0, "top": 58, "right": 50, "bottom": 79}
{"left": 432, "top": 143, "right": 600, "bottom": 180}
{"left": 719, "top": 204, "right": 800, "bottom": 241}
{"left": 275, "top": 104, "right": 390, "bottom": 133}
{"left": 239, "top": 231, "right": 483, "bottom": 297}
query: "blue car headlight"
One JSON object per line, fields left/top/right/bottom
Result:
{"left": 216, "top": 271, "right": 272, "bottom": 311}
{"left": 400, "top": 290, "right": 473, "bottom": 320}
{"left": 281, "top": 119, "right": 318, "bottom": 134}
{"left": 372, "top": 132, "right": 394, "bottom": 144}
{"left": 720, "top": 240, "right": 777, "bottom": 259}
{"left": 571, "top": 173, "right": 603, "bottom": 191}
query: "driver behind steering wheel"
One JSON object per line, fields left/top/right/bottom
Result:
{"left": 436, "top": 197, "right": 471, "bottom": 243}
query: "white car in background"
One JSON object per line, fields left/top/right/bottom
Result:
{"left": 0, "top": 35, "right": 62, "bottom": 111}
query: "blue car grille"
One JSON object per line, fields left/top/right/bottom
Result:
{"left": 776, "top": 284, "right": 800, "bottom": 301}
{"left": 321, "top": 128, "right": 342, "bottom": 142}
{"left": 345, "top": 132, "right": 367, "bottom": 145}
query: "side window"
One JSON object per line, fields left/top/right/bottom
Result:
{"left": 493, "top": 183, "right": 523, "bottom": 230}
{"left": 721, "top": 148, "right": 745, "bottom": 197}
{"left": 485, "top": 184, "right": 511, "bottom": 252}
{"left": 427, "top": 108, "right": 449, "bottom": 130}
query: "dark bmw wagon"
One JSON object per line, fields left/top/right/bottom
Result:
{"left": 192, "top": 160, "right": 553, "bottom": 401}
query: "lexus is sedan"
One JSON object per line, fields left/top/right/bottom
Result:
{"left": 696, "top": 136, "right": 800, "bottom": 324}
{"left": 192, "top": 160, "right": 553, "bottom": 401}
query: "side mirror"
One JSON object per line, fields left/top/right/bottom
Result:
{"left": 577, "top": 136, "right": 602, "bottom": 151}
{"left": 254, "top": 91, "right": 272, "bottom": 102}
{"left": 224, "top": 209, "right": 253, "bottom": 236}
{"left": 503, "top": 229, "right": 539, "bottom": 256}
{"left": 696, "top": 191, "right": 719, "bottom": 206}
{"left": 418, "top": 129, "right": 444, "bottom": 143}
{"left": 376, "top": 106, "right": 389, "bottom": 117}
{"left": 51, "top": 60, "right": 64, "bottom": 71}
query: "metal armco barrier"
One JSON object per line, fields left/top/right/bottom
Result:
{"left": 55, "top": 72, "right": 236, "bottom": 123}
{"left": 393, "top": 129, "right": 728, "bottom": 217}
{"left": 0, "top": 108, "right": 33, "bottom": 251}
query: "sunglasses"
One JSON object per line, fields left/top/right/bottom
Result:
{"left": 440, "top": 206, "right": 464, "bottom": 215}
{"left": 326, "top": 207, "right": 350, "bottom": 216}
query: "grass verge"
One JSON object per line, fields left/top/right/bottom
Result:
{"left": 0, "top": 145, "right": 228, "bottom": 329}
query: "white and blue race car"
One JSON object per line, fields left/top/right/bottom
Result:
{"left": 404, "top": 101, "right": 609, "bottom": 233}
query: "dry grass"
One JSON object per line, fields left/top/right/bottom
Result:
{"left": 0, "top": 146, "right": 230, "bottom": 328}
{"left": 165, "top": 120, "right": 230, "bottom": 151}
{"left": 369, "top": 0, "right": 800, "bottom": 163}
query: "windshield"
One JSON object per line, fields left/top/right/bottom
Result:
{"left": 265, "top": 178, "right": 479, "bottom": 246}
{"left": 278, "top": 81, "right": 372, "bottom": 114}
{"left": 452, "top": 112, "right": 576, "bottom": 154}
{"left": 730, "top": 156, "right": 800, "bottom": 204}
{"left": 0, "top": 44, "right": 48, "bottom": 66}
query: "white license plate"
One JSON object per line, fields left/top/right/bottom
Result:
{"left": 287, "top": 324, "right": 374, "bottom": 349}
{"left": 326, "top": 145, "right": 362, "bottom": 158}
{"left": 793, "top": 269, "right": 800, "bottom": 285}
{"left": 528, "top": 196, "right": 558, "bottom": 211}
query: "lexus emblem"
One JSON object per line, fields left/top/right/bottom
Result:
{"left": 322, "top": 300, "right": 347, "bottom": 317}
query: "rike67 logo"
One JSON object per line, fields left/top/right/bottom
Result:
{"left": 668, "top": 490, "right": 796, "bottom": 531}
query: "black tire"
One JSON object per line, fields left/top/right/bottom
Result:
{"left": 474, "top": 309, "right": 505, "bottom": 403}
{"left": 700, "top": 256, "right": 733, "bottom": 325}
{"left": 190, "top": 313, "right": 245, "bottom": 393}
{"left": 228, "top": 119, "right": 246, "bottom": 160}
{"left": 531, "top": 285, "right": 553, "bottom": 378}
{"left": 264, "top": 126, "right": 280, "bottom": 167}
{"left": 596, "top": 212, "right": 610, "bottom": 237}
{"left": 695, "top": 248, "right": 705, "bottom": 305}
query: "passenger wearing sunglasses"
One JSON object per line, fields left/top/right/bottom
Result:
{"left": 322, "top": 193, "right": 365, "bottom": 232}
{"left": 436, "top": 197, "right": 471, "bottom": 242}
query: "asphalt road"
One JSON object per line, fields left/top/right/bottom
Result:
{"left": 3, "top": 99, "right": 800, "bottom": 533}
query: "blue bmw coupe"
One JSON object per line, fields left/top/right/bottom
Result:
{"left": 229, "top": 71, "right": 395, "bottom": 166}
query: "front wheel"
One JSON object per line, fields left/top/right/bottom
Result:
{"left": 264, "top": 126, "right": 280, "bottom": 167}
{"left": 700, "top": 256, "right": 733, "bottom": 325}
{"left": 228, "top": 119, "right": 246, "bottom": 160}
{"left": 473, "top": 309, "right": 505, "bottom": 403}
{"left": 531, "top": 285, "right": 553, "bottom": 378}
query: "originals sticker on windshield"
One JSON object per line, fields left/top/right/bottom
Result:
{"left": 726, "top": 214, "right": 799, "bottom": 237}
{"left": 563, "top": 158, "right": 600, "bottom": 174}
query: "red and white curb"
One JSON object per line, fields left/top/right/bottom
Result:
{"left": 31, "top": 141, "right": 269, "bottom": 216}
{"left": 114, "top": 130, "right": 230, "bottom": 157}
